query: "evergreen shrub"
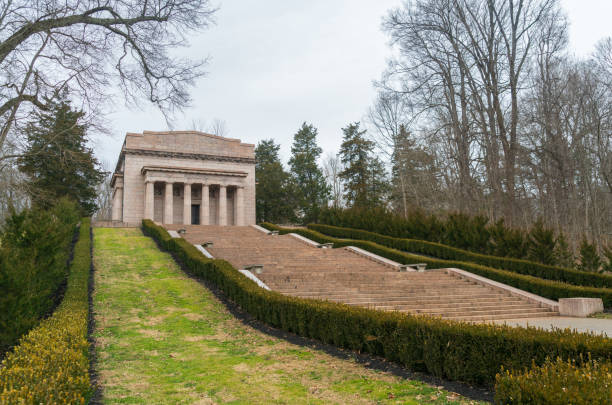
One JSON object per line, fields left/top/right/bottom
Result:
{"left": 143, "top": 219, "right": 612, "bottom": 387}
{"left": 494, "top": 357, "right": 612, "bottom": 404}
{"left": 578, "top": 238, "right": 602, "bottom": 273}
{"left": 307, "top": 223, "right": 612, "bottom": 290}
{"left": 318, "top": 207, "right": 574, "bottom": 264}
{"left": 0, "top": 198, "right": 79, "bottom": 353}
{"left": 0, "top": 218, "right": 92, "bottom": 403}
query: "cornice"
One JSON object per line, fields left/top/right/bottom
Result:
{"left": 124, "top": 148, "right": 256, "bottom": 164}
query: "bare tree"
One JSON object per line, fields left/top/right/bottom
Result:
{"left": 188, "top": 117, "right": 229, "bottom": 137}
{"left": 378, "top": 0, "right": 611, "bottom": 247}
{"left": 322, "top": 152, "right": 343, "bottom": 208}
{"left": 382, "top": 0, "right": 562, "bottom": 223}
{"left": 209, "top": 118, "right": 229, "bottom": 137}
{"left": 93, "top": 160, "right": 113, "bottom": 221}
{"left": 0, "top": 0, "right": 217, "bottom": 159}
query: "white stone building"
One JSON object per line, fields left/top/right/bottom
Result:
{"left": 110, "top": 130, "right": 256, "bottom": 226}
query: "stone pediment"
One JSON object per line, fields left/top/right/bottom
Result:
{"left": 124, "top": 130, "right": 254, "bottom": 159}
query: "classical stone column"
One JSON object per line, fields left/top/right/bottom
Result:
{"left": 112, "top": 187, "right": 123, "bottom": 221}
{"left": 218, "top": 185, "right": 227, "bottom": 226}
{"left": 235, "top": 186, "right": 244, "bottom": 226}
{"left": 164, "top": 181, "right": 173, "bottom": 224}
{"left": 183, "top": 183, "right": 192, "bottom": 225}
{"left": 200, "top": 184, "right": 209, "bottom": 225}
{"left": 144, "top": 181, "right": 154, "bottom": 220}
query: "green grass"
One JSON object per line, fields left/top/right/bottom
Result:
{"left": 589, "top": 312, "right": 612, "bottom": 319}
{"left": 93, "top": 228, "right": 485, "bottom": 404}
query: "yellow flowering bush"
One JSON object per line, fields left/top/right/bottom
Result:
{"left": 0, "top": 218, "right": 92, "bottom": 404}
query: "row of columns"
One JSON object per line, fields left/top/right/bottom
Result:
{"left": 144, "top": 181, "right": 244, "bottom": 226}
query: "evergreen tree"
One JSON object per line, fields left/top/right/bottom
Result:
{"left": 554, "top": 233, "right": 575, "bottom": 268}
{"left": 527, "top": 219, "right": 557, "bottom": 265}
{"left": 338, "top": 122, "right": 388, "bottom": 208}
{"left": 368, "top": 155, "right": 389, "bottom": 208}
{"left": 602, "top": 245, "right": 612, "bottom": 273}
{"left": 255, "top": 139, "right": 295, "bottom": 223}
{"left": 288, "top": 123, "right": 329, "bottom": 223}
{"left": 18, "top": 93, "right": 104, "bottom": 215}
{"left": 578, "top": 237, "right": 602, "bottom": 273}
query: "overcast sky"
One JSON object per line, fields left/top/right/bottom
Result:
{"left": 94, "top": 0, "right": 612, "bottom": 170}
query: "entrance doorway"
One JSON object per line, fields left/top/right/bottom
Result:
{"left": 191, "top": 204, "right": 200, "bottom": 225}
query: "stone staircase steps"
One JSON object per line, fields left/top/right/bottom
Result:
{"left": 164, "top": 224, "right": 559, "bottom": 321}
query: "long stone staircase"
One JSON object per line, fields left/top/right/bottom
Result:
{"left": 165, "top": 224, "right": 559, "bottom": 321}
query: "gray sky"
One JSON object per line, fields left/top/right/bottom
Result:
{"left": 95, "top": 0, "right": 612, "bottom": 169}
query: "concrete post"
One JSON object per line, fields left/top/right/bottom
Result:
{"left": 144, "top": 181, "right": 154, "bottom": 220}
{"left": 164, "top": 182, "right": 173, "bottom": 224}
{"left": 235, "top": 187, "right": 244, "bottom": 226}
{"left": 183, "top": 183, "right": 191, "bottom": 225}
{"left": 218, "top": 185, "right": 227, "bottom": 226}
{"left": 112, "top": 187, "right": 123, "bottom": 221}
{"left": 200, "top": 184, "right": 209, "bottom": 225}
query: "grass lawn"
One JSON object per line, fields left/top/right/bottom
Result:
{"left": 93, "top": 228, "right": 485, "bottom": 404}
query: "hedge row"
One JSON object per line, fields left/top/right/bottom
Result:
{"left": 494, "top": 357, "right": 612, "bottom": 404}
{"left": 261, "top": 223, "right": 612, "bottom": 307}
{"left": 143, "top": 219, "right": 612, "bottom": 387}
{"left": 0, "top": 218, "right": 92, "bottom": 404}
{"left": 308, "top": 223, "right": 612, "bottom": 289}
{"left": 0, "top": 198, "right": 80, "bottom": 353}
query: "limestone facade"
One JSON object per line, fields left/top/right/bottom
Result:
{"left": 110, "top": 130, "right": 256, "bottom": 226}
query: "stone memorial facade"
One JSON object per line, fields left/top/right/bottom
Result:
{"left": 110, "top": 130, "right": 256, "bottom": 226}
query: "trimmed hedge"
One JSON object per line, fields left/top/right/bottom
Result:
{"left": 495, "top": 357, "right": 612, "bottom": 404}
{"left": 0, "top": 198, "right": 80, "bottom": 353}
{"left": 262, "top": 223, "right": 612, "bottom": 307}
{"left": 0, "top": 218, "right": 92, "bottom": 403}
{"left": 143, "top": 219, "right": 612, "bottom": 387}
{"left": 308, "top": 223, "right": 612, "bottom": 289}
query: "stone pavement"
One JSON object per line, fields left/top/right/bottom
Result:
{"left": 490, "top": 316, "right": 612, "bottom": 336}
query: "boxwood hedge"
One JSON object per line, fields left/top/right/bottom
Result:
{"left": 143, "top": 219, "right": 612, "bottom": 387}
{"left": 262, "top": 223, "right": 612, "bottom": 307}
{"left": 308, "top": 223, "right": 612, "bottom": 289}
{"left": 494, "top": 357, "right": 612, "bottom": 404}
{"left": 0, "top": 218, "right": 92, "bottom": 404}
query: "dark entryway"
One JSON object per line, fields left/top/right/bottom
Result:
{"left": 191, "top": 204, "right": 200, "bottom": 225}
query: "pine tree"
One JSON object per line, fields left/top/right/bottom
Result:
{"left": 554, "top": 233, "right": 575, "bottom": 268}
{"left": 338, "top": 122, "right": 388, "bottom": 209}
{"left": 601, "top": 245, "right": 612, "bottom": 273}
{"left": 288, "top": 123, "right": 329, "bottom": 223}
{"left": 18, "top": 92, "right": 105, "bottom": 215}
{"left": 578, "top": 237, "right": 602, "bottom": 273}
{"left": 255, "top": 139, "right": 295, "bottom": 223}
{"left": 527, "top": 219, "right": 557, "bottom": 265}
{"left": 367, "top": 155, "right": 389, "bottom": 208}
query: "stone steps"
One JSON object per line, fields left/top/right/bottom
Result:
{"left": 164, "top": 224, "right": 559, "bottom": 321}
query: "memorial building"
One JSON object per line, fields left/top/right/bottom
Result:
{"left": 110, "top": 130, "right": 256, "bottom": 226}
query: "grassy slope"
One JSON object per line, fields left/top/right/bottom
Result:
{"left": 93, "top": 228, "right": 484, "bottom": 405}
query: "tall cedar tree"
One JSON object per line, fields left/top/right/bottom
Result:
{"left": 18, "top": 94, "right": 105, "bottom": 215}
{"left": 288, "top": 123, "right": 329, "bottom": 223}
{"left": 255, "top": 139, "right": 295, "bottom": 223}
{"left": 339, "top": 122, "right": 388, "bottom": 208}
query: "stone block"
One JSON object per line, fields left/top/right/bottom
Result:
{"left": 558, "top": 298, "right": 604, "bottom": 317}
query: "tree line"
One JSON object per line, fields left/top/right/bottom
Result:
{"left": 255, "top": 121, "right": 388, "bottom": 224}
{"left": 370, "top": 0, "right": 611, "bottom": 249}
